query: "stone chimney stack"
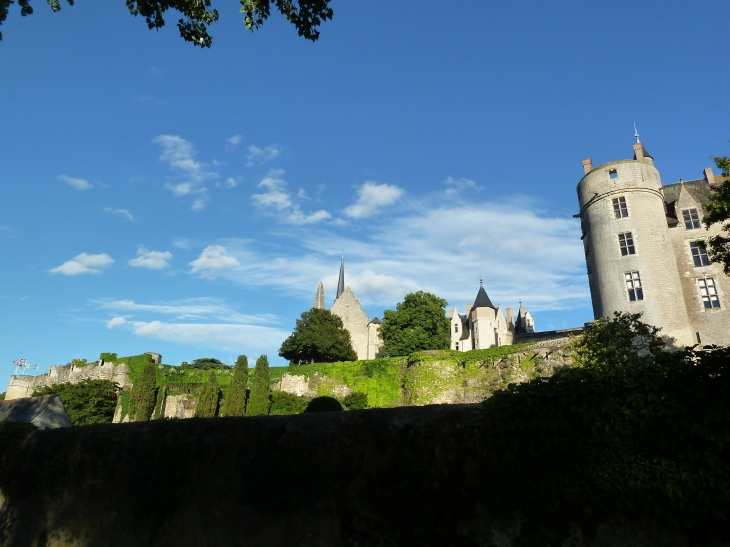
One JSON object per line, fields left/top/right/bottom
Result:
{"left": 704, "top": 167, "right": 716, "bottom": 186}
{"left": 633, "top": 143, "right": 645, "bottom": 162}
{"left": 582, "top": 158, "right": 593, "bottom": 175}
{"left": 506, "top": 307, "right": 514, "bottom": 330}
{"left": 465, "top": 304, "right": 473, "bottom": 317}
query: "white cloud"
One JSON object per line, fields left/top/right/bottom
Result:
{"left": 445, "top": 176, "right": 480, "bottom": 195}
{"left": 246, "top": 144, "right": 280, "bottom": 167}
{"left": 58, "top": 175, "right": 93, "bottom": 190}
{"left": 129, "top": 247, "right": 172, "bottom": 270}
{"left": 153, "top": 135, "right": 218, "bottom": 210}
{"left": 189, "top": 245, "right": 240, "bottom": 277}
{"left": 103, "top": 207, "right": 135, "bottom": 221}
{"left": 127, "top": 321, "right": 289, "bottom": 352}
{"left": 50, "top": 253, "right": 114, "bottom": 276}
{"left": 219, "top": 177, "right": 239, "bottom": 189}
{"left": 343, "top": 182, "right": 403, "bottom": 219}
{"left": 226, "top": 135, "right": 242, "bottom": 150}
{"left": 106, "top": 316, "right": 127, "bottom": 328}
{"left": 173, "top": 238, "right": 192, "bottom": 250}
{"left": 251, "top": 169, "right": 331, "bottom": 225}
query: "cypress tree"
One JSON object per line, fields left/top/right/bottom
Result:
{"left": 221, "top": 355, "right": 248, "bottom": 417}
{"left": 152, "top": 376, "right": 167, "bottom": 420}
{"left": 195, "top": 371, "right": 220, "bottom": 418}
{"left": 129, "top": 362, "right": 157, "bottom": 421}
{"left": 246, "top": 355, "right": 271, "bottom": 416}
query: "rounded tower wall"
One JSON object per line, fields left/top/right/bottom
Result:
{"left": 578, "top": 159, "right": 692, "bottom": 346}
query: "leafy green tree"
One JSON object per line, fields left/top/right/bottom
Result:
{"left": 195, "top": 371, "right": 220, "bottom": 417}
{"left": 566, "top": 311, "right": 665, "bottom": 368}
{"left": 379, "top": 291, "right": 451, "bottom": 357}
{"left": 221, "top": 355, "right": 248, "bottom": 416}
{"left": 0, "top": 0, "right": 333, "bottom": 45}
{"left": 279, "top": 308, "right": 357, "bottom": 364}
{"left": 483, "top": 315, "right": 730, "bottom": 531}
{"left": 703, "top": 151, "right": 730, "bottom": 275}
{"left": 246, "top": 355, "right": 271, "bottom": 416}
{"left": 187, "top": 357, "right": 231, "bottom": 370}
{"left": 129, "top": 362, "right": 157, "bottom": 422}
{"left": 32, "top": 379, "right": 118, "bottom": 425}
{"left": 152, "top": 377, "right": 167, "bottom": 420}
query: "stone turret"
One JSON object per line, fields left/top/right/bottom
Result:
{"left": 577, "top": 139, "right": 692, "bottom": 346}
{"left": 314, "top": 281, "right": 325, "bottom": 309}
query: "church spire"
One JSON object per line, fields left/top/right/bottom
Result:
{"left": 314, "top": 281, "right": 325, "bottom": 309}
{"left": 336, "top": 255, "right": 345, "bottom": 300}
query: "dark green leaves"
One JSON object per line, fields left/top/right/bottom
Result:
{"left": 704, "top": 150, "right": 730, "bottom": 275}
{"left": 379, "top": 291, "right": 451, "bottom": 357}
{"left": 32, "top": 379, "right": 118, "bottom": 425}
{"left": 279, "top": 308, "right": 357, "bottom": 364}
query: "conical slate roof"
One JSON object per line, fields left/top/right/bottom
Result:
{"left": 336, "top": 256, "right": 345, "bottom": 300}
{"left": 472, "top": 284, "right": 495, "bottom": 309}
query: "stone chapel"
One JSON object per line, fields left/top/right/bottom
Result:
{"left": 314, "top": 257, "right": 383, "bottom": 360}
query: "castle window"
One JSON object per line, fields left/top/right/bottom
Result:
{"left": 455, "top": 342, "right": 459, "bottom": 351}
{"left": 609, "top": 168, "right": 618, "bottom": 179}
{"left": 698, "top": 278, "right": 720, "bottom": 309}
{"left": 690, "top": 241, "right": 710, "bottom": 267}
{"left": 618, "top": 232, "right": 635, "bottom": 256}
{"left": 682, "top": 208, "right": 701, "bottom": 230}
{"left": 625, "top": 271, "right": 643, "bottom": 301}
{"left": 612, "top": 196, "right": 628, "bottom": 219}
{"left": 454, "top": 324, "right": 459, "bottom": 333}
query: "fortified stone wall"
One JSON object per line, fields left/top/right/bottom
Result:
{"left": 5, "top": 362, "right": 131, "bottom": 400}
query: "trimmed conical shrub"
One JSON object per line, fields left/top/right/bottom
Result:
{"left": 195, "top": 371, "right": 220, "bottom": 418}
{"left": 246, "top": 355, "right": 271, "bottom": 416}
{"left": 129, "top": 362, "right": 157, "bottom": 422}
{"left": 221, "top": 355, "right": 248, "bottom": 416}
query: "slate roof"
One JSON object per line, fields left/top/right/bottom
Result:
{"left": 0, "top": 394, "right": 72, "bottom": 429}
{"left": 661, "top": 177, "right": 726, "bottom": 226}
{"left": 633, "top": 144, "right": 653, "bottom": 160}
{"left": 472, "top": 284, "right": 495, "bottom": 309}
{"left": 369, "top": 317, "right": 382, "bottom": 325}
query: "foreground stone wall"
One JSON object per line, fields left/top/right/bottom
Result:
{"left": 0, "top": 406, "right": 723, "bottom": 546}
{"left": 5, "top": 362, "right": 131, "bottom": 400}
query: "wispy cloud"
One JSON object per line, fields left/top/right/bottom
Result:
{"left": 58, "top": 175, "right": 93, "bottom": 191}
{"left": 129, "top": 247, "right": 172, "bottom": 270}
{"left": 0, "top": 225, "right": 14, "bottom": 238}
{"left": 100, "top": 297, "right": 287, "bottom": 352}
{"left": 189, "top": 245, "right": 240, "bottom": 278}
{"left": 50, "top": 253, "right": 114, "bottom": 276}
{"left": 103, "top": 207, "right": 135, "bottom": 221}
{"left": 246, "top": 144, "right": 281, "bottom": 167}
{"left": 226, "top": 135, "right": 242, "bottom": 151}
{"left": 251, "top": 169, "right": 331, "bottom": 225}
{"left": 217, "top": 177, "right": 239, "bottom": 189}
{"left": 153, "top": 135, "right": 218, "bottom": 210}
{"left": 343, "top": 182, "right": 403, "bottom": 219}
{"left": 444, "top": 176, "right": 481, "bottom": 195}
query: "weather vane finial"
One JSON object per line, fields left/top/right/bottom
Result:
{"left": 479, "top": 274, "right": 483, "bottom": 286}
{"left": 634, "top": 124, "right": 641, "bottom": 144}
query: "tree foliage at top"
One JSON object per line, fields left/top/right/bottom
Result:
{"left": 187, "top": 357, "right": 231, "bottom": 370}
{"left": 483, "top": 313, "right": 730, "bottom": 533}
{"left": 195, "top": 371, "right": 220, "bottom": 417}
{"left": 279, "top": 308, "right": 357, "bottom": 364}
{"left": 32, "top": 379, "right": 118, "bottom": 425}
{"left": 221, "top": 354, "right": 248, "bottom": 416}
{"left": 703, "top": 149, "right": 730, "bottom": 275}
{"left": 379, "top": 291, "right": 451, "bottom": 357}
{"left": 129, "top": 362, "right": 157, "bottom": 421}
{"left": 0, "top": 0, "right": 333, "bottom": 45}
{"left": 246, "top": 355, "right": 271, "bottom": 416}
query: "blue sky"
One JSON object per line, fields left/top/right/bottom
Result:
{"left": 1, "top": 1, "right": 728, "bottom": 373}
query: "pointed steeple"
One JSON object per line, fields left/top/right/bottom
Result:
{"left": 336, "top": 255, "right": 345, "bottom": 300}
{"left": 472, "top": 278, "right": 495, "bottom": 309}
{"left": 314, "top": 281, "right": 325, "bottom": 309}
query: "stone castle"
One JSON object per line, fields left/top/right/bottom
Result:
{"left": 314, "top": 257, "right": 383, "bottom": 360}
{"left": 448, "top": 281, "right": 534, "bottom": 351}
{"left": 578, "top": 137, "right": 730, "bottom": 347}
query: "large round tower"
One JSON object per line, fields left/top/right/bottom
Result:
{"left": 577, "top": 142, "right": 692, "bottom": 346}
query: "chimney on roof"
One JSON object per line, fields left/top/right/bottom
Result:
{"left": 506, "top": 307, "right": 514, "bottom": 329}
{"left": 633, "top": 143, "right": 645, "bottom": 162}
{"left": 465, "top": 304, "right": 473, "bottom": 317}
{"left": 582, "top": 158, "right": 593, "bottom": 175}
{"left": 704, "top": 167, "right": 716, "bottom": 186}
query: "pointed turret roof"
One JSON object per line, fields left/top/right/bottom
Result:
{"left": 336, "top": 256, "right": 345, "bottom": 300}
{"left": 314, "top": 281, "right": 325, "bottom": 309}
{"left": 472, "top": 281, "right": 495, "bottom": 309}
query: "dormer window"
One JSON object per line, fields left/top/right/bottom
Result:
{"left": 682, "top": 208, "right": 701, "bottom": 230}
